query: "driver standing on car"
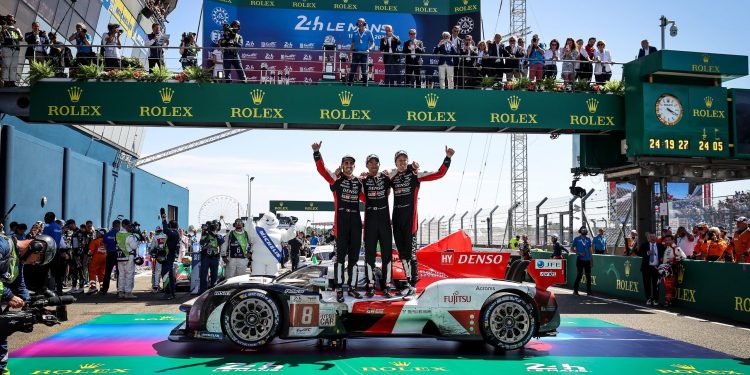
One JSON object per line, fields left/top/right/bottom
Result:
{"left": 391, "top": 147, "right": 454, "bottom": 299}
{"left": 312, "top": 141, "right": 364, "bottom": 303}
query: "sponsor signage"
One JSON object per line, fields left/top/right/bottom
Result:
{"left": 30, "top": 83, "right": 625, "bottom": 133}
{"left": 269, "top": 200, "right": 363, "bottom": 213}
{"left": 109, "top": 0, "right": 137, "bottom": 37}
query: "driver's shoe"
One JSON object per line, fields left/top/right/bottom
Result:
{"left": 383, "top": 286, "right": 393, "bottom": 298}
{"left": 347, "top": 289, "right": 363, "bottom": 299}
{"left": 336, "top": 290, "right": 345, "bottom": 303}
{"left": 365, "top": 285, "right": 375, "bottom": 298}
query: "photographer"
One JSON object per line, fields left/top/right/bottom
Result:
{"left": 219, "top": 21, "right": 245, "bottom": 83}
{"left": 146, "top": 23, "right": 168, "bottom": 72}
{"left": 199, "top": 221, "right": 223, "bottom": 294}
{"left": 47, "top": 33, "right": 73, "bottom": 77}
{"left": 1, "top": 233, "right": 57, "bottom": 374}
{"left": 526, "top": 34, "right": 545, "bottom": 81}
{"left": 179, "top": 32, "right": 198, "bottom": 69}
{"left": 24, "top": 22, "right": 49, "bottom": 63}
{"left": 103, "top": 23, "right": 122, "bottom": 70}
{"left": 67, "top": 23, "right": 93, "bottom": 68}
{"left": 63, "top": 220, "right": 87, "bottom": 294}
{"left": 148, "top": 226, "right": 167, "bottom": 292}
{"left": 1, "top": 15, "right": 23, "bottom": 87}
{"left": 220, "top": 219, "right": 253, "bottom": 280}
{"left": 160, "top": 212, "right": 180, "bottom": 300}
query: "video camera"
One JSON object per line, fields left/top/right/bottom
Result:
{"left": 0, "top": 294, "right": 76, "bottom": 336}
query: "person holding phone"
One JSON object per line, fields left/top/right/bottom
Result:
{"left": 434, "top": 31, "right": 456, "bottom": 89}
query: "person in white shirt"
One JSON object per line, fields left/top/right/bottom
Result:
{"left": 103, "top": 23, "right": 122, "bottom": 70}
{"left": 593, "top": 40, "right": 612, "bottom": 83}
{"left": 116, "top": 220, "right": 140, "bottom": 299}
{"left": 211, "top": 45, "right": 224, "bottom": 80}
{"left": 675, "top": 226, "right": 696, "bottom": 257}
{"left": 543, "top": 39, "right": 560, "bottom": 79}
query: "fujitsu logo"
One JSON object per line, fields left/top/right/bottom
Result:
{"left": 443, "top": 291, "right": 471, "bottom": 304}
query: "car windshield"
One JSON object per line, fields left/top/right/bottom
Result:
{"left": 275, "top": 265, "right": 327, "bottom": 286}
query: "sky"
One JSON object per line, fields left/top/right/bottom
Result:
{"left": 140, "top": 0, "right": 750, "bottom": 228}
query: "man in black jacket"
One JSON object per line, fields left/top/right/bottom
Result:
{"left": 380, "top": 25, "right": 401, "bottom": 87}
{"left": 638, "top": 232, "right": 665, "bottom": 306}
{"left": 24, "top": 22, "right": 49, "bottom": 63}
{"left": 402, "top": 29, "right": 424, "bottom": 88}
{"left": 637, "top": 39, "right": 658, "bottom": 59}
{"left": 160, "top": 213, "right": 180, "bottom": 299}
{"left": 487, "top": 33, "right": 508, "bottom": 81}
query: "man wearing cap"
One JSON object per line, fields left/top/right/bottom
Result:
{"left": 360, "top": 154, "right": 396, "bottom": 297}
{"left": 221, "top": 219, "right": 252, "bottom": 280}
{"left": 731, "top": 217, "right": 750, "bottom": 263}
{"left": 572, "top": 226, "right": 594, "bottom": 296}
{"left": 312, "top": 141, "right": 364, "bottom": 302}
{"left": 100, "top": 220, "right": 121, "bottom": 295}
{"left": 551, "top": 234, "right": 567, "bottom": 259}
{"left": 348, "top": 18, "right": 374, "bottom": 86}
{"left": 116, "top": 220, "right": 139, "bottom": 299}
{"left": 692, "top": 223, "right": 709, "bottom": 260}
{"left": 390, "top": 146, "right": 454, "bottom": 298}
{"left": 593, "top": 228, "right": 607, "bottom": 255}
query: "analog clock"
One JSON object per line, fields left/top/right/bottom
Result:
{"left": 655, "top": 94, "right": 683, "bottom": 126}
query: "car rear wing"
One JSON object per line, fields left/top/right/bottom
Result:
{"left": 526, "top": 259, "right": 567, "bottom": 291}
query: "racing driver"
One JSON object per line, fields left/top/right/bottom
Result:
{"left": 313, "top": 141, "right": 364, "bottom": 302}
{"left": 391, "top": 146, "right": 454, "bottom": 299}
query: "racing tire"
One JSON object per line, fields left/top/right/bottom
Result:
{"left": 479, "top": 292, "right": 536, "bottom": 350}
{"left": 221, "top": 289, "right": 281, "bottom": 348}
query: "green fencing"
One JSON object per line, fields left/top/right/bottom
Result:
{"left": 554, "top": 253, "right": 750, "bottom": 324}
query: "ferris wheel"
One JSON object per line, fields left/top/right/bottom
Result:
{"left": 198, "top": 195, "right": 243, "bottom": 231}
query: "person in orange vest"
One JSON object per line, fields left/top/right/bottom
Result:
{"left": 704, "top": 227, "right": 726, "bottom": 262}
{"left": 87, "top": 229, "right": 107, "bottom": 294}
{"left": 691, "top": 223, "right": 709, "bottom": 260}
{"left": 731, "top": 217, "right": 750, "bottom": 263}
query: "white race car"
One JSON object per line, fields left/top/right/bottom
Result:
{"left": 169, "top": 231, "right": 564, "bottom": 350}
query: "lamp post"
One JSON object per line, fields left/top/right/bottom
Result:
{"left": 246, "top": 175, "right": 255, "bottom": 220}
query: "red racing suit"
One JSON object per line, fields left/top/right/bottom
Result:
{"left": 391, "top": 156, "right": 451, "bottom": 287}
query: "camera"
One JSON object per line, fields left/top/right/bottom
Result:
{"left": 0, "top": 295, "right": 76, "bottom": 336}
{"left": 669, "top": 24, "right": 678, "bottom": 37}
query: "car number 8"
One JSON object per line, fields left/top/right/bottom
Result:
{"left": 291, "top": 304, "right": 319, "bottom": 327}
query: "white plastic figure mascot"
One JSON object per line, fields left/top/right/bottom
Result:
{"left": 247, "top": 213, "right": 297, "bottom": 276}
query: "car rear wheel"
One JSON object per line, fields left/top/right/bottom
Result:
{"left": 480, "top": 293, "right": 536, "bottom": 350}
{"left": 221, "top": 289, "right": 280, "bottom": 348}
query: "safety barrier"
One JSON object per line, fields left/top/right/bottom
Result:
{"left": 542, "top": 253, "right": 750, "bottom": 324}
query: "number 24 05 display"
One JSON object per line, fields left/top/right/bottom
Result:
{"left": 648, "top": 139, "right": 724, "bottom": 152}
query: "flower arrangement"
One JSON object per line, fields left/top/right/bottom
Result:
{"left": 512, "top": 77, "right": 532, "bottom": 90}
{"left": 132, "top": 69, "right": 147, "bottom": 81}
{"left": 572, "top": 79, "right": 591, "bottom": 92}
{"left": 182, "top": 65, "right": 212, "bottom": 83}
{"left": 541, "top": 75, "right": 557, "bottom": 92}
{"left": 121, "top": 57, "right": 144, "bottom": 70}
{"left": 591, "top": 84, "right": 603, "bottom": 94}
{"left": 479, "top": 75, "right": 495, "bottom": 89}
{"left": 147, "top": 65, "right": 172, "bottom": 82}
{"left": 28, "top": 60, "right": 55, "bottom": 85}
{"left": 602, "top": 79, "right": 625, "bottom": 95}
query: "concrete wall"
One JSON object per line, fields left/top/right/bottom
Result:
{"left": 0, "top": 119, "right": 188, "bottom": 231}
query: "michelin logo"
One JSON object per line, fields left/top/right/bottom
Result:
{"left": 536, "top": 259, "right": 563, "bottom": 269}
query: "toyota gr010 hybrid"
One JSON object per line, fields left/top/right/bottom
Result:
{"left": 169, "top": 231, "right": 565, "bottom": 350}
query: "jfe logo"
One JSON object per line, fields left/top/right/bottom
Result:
{"left": 536, "top": 260, "right": 563, "bottom": 269}
{"left": 441, "top": 253, "right": 454, "bottom": 265}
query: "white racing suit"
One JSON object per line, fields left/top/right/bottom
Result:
{"left": 116, "top": 230, "right": 139, "bottom": 295}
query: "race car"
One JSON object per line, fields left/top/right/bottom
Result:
{"left": 169, "top": 231, "right": 564, "bottom": 350}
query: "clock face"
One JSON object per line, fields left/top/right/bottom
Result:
{"left": 655, "top": 94, "right": 683, "bottom": 126}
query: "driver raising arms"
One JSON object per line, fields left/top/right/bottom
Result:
{"left": 391, "top": 146, "right": 454, "bottom": 299}
{"left": 313, "top": 141, "right": 364, "bottom": 303}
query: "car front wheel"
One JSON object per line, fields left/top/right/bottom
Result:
{"left": 479, "top": 292, "right": 536, "bottom": 350}
{"left": 221, "top": 289, "right": 280, "bottom": 348}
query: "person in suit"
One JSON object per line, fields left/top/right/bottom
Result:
{"left": 380, "top": 25, "right": 401, "bottom": 87}
{"left": 638, "top": 232, "right": 665, "bottom": 306}
{"left": 434, "top": 31, "right": 456, "bottom": 89}
{"left": 402, "top": 29, "right": 425, "bottom": 88}
{"left": 457, "top": 35, "right": 477, "bottom": 88}
{"left": 637, "top": 39, "right": 658, "bottom": 58}
{"left": 24, "top": 22, "right": 49, "bottom": 63}
{"left": 487, "top": 33, "right": 509, "bottom": 82}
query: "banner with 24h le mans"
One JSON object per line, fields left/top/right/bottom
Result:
{"left": 202, "top": 0, "right": 481, "bottom": 84}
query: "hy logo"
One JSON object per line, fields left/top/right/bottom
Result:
{"left": 425, "top": 93, "right": 439, "bottom": 109}
{"left": 80, "top": 364, "right": 104, "bottom": 369}
{"left": 703, "top": 54, "right": 710, "bottom": 64}
{"left": 67, "top": 86, "right": 83, "bottom": 103}
{"left": 339, "top": 91, "right": 353, "bottom": 107}
{"left": 586, "top": 98, "right": 599, "bottom": 113}
{"left": 704, "top": 96, "right": 713, "bottom": 108}
{"left": 624, "top": 260, "right": 631, "bottom": 277}
{"left": 159, "top": 87, "right": 175, "bottom": 104}
{"left": 251, "top": 89, "right": 266, "bottom": 105}
{"left": 507, "top": 95, "right": 521, "bottom": 111}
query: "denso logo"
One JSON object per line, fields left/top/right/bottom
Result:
{"left": 458, "top": 254, "right": 503, "bottom": 265}
{"left": 535, "top": 259, "right": 563, "bottom": 269}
